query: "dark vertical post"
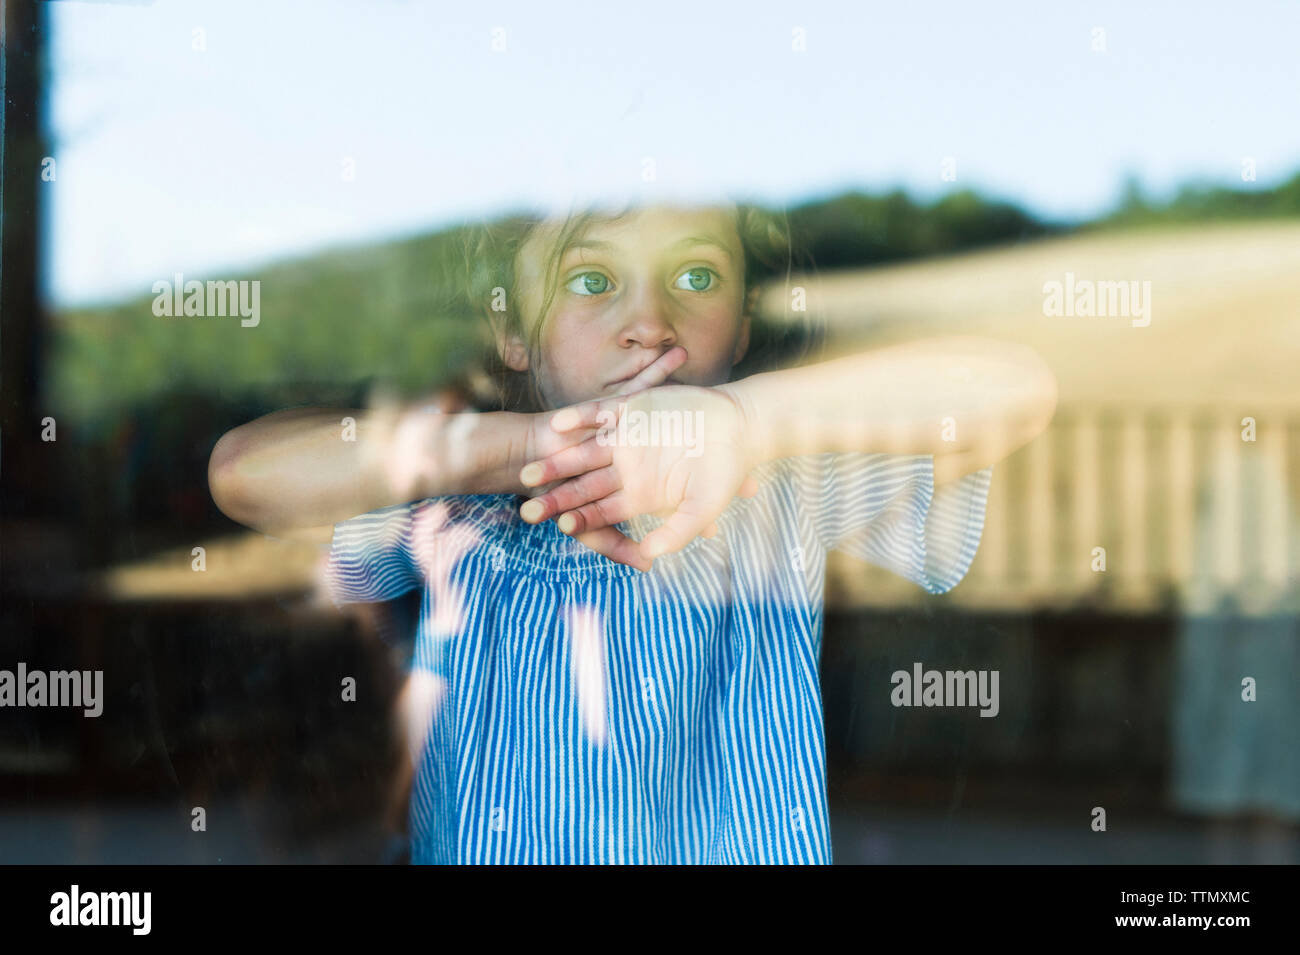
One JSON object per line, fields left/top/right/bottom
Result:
{"left": 1, "top": 0, "right": 52, "bottom": 547}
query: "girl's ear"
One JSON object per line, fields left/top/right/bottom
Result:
{"left": 732, "top": 288, "right": 756, "bottom": 365}
{"left": 490, "top": 311, "right": 530, "bottom": 372}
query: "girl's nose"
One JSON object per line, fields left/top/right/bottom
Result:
{"left": 617, "top": 284, "right": 677, "bottom": 349}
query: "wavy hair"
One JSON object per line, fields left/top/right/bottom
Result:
{"left": 456, "top": 201, "right": 824, "bottom": 412}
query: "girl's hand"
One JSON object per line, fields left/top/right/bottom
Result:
{"left": 519, "top": 346, "right": 688, "bottom": 475}
{"left": 518, "top": 384, "right": 761, "bottom": 567}
{"left": 384, "top": 352, "right": 686, "bottom": 506}
{"left": 513, "top": 349, "right": 693, "bottom": 570}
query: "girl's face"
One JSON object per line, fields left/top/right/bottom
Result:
{"left": 502, "top": 204, "right": 753, "bottom": 410}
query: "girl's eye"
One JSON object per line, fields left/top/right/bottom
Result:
{"left": 674, "top": 267, "right": 717, "bottom": 292}
{"left": 566, "top": 271, "right": 611, "bottom": 296}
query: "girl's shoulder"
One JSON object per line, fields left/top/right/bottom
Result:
{"left": 328, "top": 493, "right": 525, "bottom": 596}
{"left": 332, "top": 493, "right": 522, "bottom": 569}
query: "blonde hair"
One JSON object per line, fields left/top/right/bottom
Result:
{"left": 458, "top": 201, "right": 822, "bottom": 412}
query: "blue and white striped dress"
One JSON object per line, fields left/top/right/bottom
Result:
{"left": 326, "top": 452, "right": 991, "bottom": 864}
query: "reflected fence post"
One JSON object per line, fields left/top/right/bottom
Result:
{"left": 961, "top": 402, "right": 1297, "bottom": 616}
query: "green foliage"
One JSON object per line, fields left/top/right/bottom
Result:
{"left": 48, "top": 231, "right": 486, "bottom": 431}
{"left": 786, "top": 188, "right": 1058, "bottom": 270}
{"left": 1091, "top": 170, "right": 1300, "bottom": 229}
{"left": 48, "top": 172, "right": 1300, "bottom": 430}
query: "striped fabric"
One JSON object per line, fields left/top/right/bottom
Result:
{"left": 326, "top": 452, "right": 992, "bottom": 864}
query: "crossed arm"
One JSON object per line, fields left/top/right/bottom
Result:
{"left": 514, "top": 335, "right": 1057, "bottom": 566}
{"left": 206, "top": 351, "right": 686, "bottom": 546}
{"left": 208, "top": 335, "right": 1056, "bottom": 567}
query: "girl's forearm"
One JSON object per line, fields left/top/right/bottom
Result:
{"left": 208, "top": 405, "right": 532, "bottom": 534}
{"left": 719, "top": 335, "right": 1057, "bottom": 479}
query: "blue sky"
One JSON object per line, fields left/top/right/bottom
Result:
{"left": 46, "top": 0, "right": 1300, "bottom": 307}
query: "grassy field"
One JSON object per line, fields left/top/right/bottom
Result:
{"left": 768, "top": 220, "right": 1300, "bottom": 406}
{"left": 764, "top": 221, "right": 1300, "bottom": 613}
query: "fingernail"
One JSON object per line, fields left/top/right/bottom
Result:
{"left": 520, "top": 499, "right": 545, "bottom": 522}
{"left": 520, "top": 463, "right": 543, "bottom": 486}
{"left": 551, "top": 409, "right": 579, "bottom": 431}
{"left": 643, "top": 539, "right": 666, "bottom": 559}
{"left": 557, "top": 513, "right": 577, "bottom": 534}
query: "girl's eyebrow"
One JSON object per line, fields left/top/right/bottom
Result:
{"left": 564, "top": 234, "right": 735, "bottom": 264}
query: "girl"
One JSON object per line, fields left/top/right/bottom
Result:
{"left": 208, "top": 199, "right": 1056, "bottom": 863}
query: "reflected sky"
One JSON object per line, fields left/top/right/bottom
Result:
{"left": 45, "top": 0, "right": 1300, "bottom": 307}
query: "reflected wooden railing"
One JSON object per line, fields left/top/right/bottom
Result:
{"left": 826, "top": 403, "right": 1300, "bottom": 616}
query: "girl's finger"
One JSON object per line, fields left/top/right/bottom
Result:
{"left": 611, "top": 345, "right": 688, "bottom": 396}
{"left": 550, "top": 346, "right": 688, "bottom": 432}
{"left": 522, "top": 472, "right": 570, "bottom": 499}
{"left": 520, "top": 433, "right": 613, "bottom": 487}
{"left": 549, "top": 401, "right": 610, "bottom": 434}
{"left": 637, "top": 499, "right": 716, "bottom": 561}
{"left": 554, "top": 490, "right": 635, "bottom": 536}
{"left": 518, "top": 466, "right": 623, "bottom": 524}
{"left": 737, "top": 475, "right": 759, "bottom": 499}
{"left": 571, "top": 526, "right": 654, "bottom": 573}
